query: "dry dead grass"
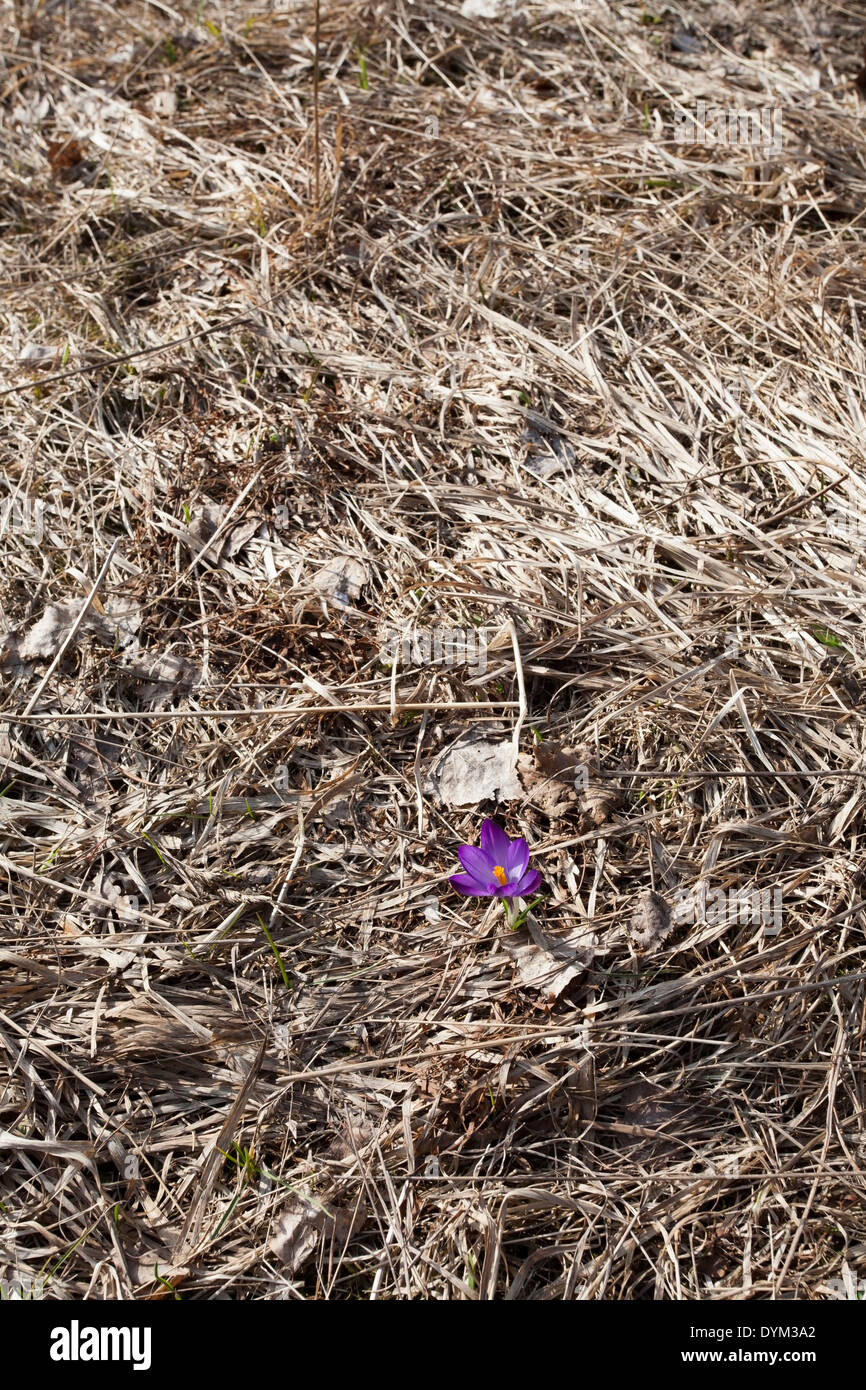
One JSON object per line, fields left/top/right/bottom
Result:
{"left": 2, "top": 0, "right": 866, "bottom": 1300}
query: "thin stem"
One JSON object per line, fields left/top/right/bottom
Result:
{"left": 313, "top": 0, "right": 321, "bottom": 208}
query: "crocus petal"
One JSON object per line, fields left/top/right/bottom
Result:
{"left": 511, "top": 868, "right": 541, "bottom": 896}
{"left": 504, "top": 836, "right": 530, "bottom": 879}
{"left": 480, "top": 820, "right": 511, "bottom": 864}
{"left": 458, "top": 845, "right": 495, "bottom": 880}
{"left": 450, "top": 872, "right": 494, "bottom": 896}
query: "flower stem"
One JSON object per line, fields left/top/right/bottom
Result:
{"left": 505, "top": 894, "right": 546, "bottom": 932}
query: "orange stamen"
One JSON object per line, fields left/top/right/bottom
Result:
{"left": 493, "top": 865, "right": 508, "bottom": 886}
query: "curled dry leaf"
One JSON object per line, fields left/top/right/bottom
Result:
{"left": 183, "top": 503, "right": 260, "bottom": 565}
{"left": 312, "top": 556, "right": 368, "bottom": 606}
{"left": 516, "top": 747, "right": 576, "bottom": 820}
{"left": 502, "top": 915, "right": 595, "bottom": 1002}
{"left": 580, "top": 782, "right": 620, "bottom": 827}
{"left": 120, "top": 651, "right": 200, "bottom": 709}
{"left": 611, "top": 1081, "right": 718, "bottom": 1164}
{"left": 3, "top": 595, "right": 142, "bottom": 671}
{"left": 270, "top": 1192, "right": 363, "bottom": 1276}
{"left": 46, "top": 137, "right": 86, "bottom": 173}
{"left": 517, "top": 740, "right": 620, "bottom": 824}
{"left": 570, "top": 744, "right": 622, "bottom": 827}
{"left": 425, "top": 732, "right": 521, "bottom": 807}
{"left": 628, "top": 890, "right": 672, "bottom": 953}
{"left": 103, "top": 595, "right": 141, "bottom": 649}
{"left": 17, "top": 601, "right": 108, "bottom": 661}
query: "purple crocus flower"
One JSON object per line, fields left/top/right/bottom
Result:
{"left": 450, "top": 819, "right": 541, "bottom": 899}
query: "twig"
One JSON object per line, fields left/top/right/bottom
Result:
{"left": 3, "top": 700, "right": 521, "bottom": 723}
{"left": 509, "top": 617, "right": 527, "bottom": 755}
{"left": 313, "top": 0, "right": 321, "bottom": 208}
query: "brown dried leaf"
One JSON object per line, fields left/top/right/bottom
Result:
{"left": 312, "top": 556, "right": 368, "bottom": 604}
{"left": 46, "top": 137, "right": 85, "bottom": 173}
{"left": 628, "top": 891, "right": 672, "bottom": 953}
{"left": 518, "top": 741, "right": 621, "bottom": 824}
{"left": 270, "top": 1192, "right": 362, "bottom": 1275}
{"left": 502, "top": 916, "right": 594, "bottom": 1001}
{"left": 426, "top": 733, "right": 521, "bottom": 807}
{"left": 17, "top": 602, "right": 111, "bottom": 661}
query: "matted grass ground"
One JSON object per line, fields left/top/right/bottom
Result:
{"left": 2, "top": 0, "right": 866, "bottom": 1299}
